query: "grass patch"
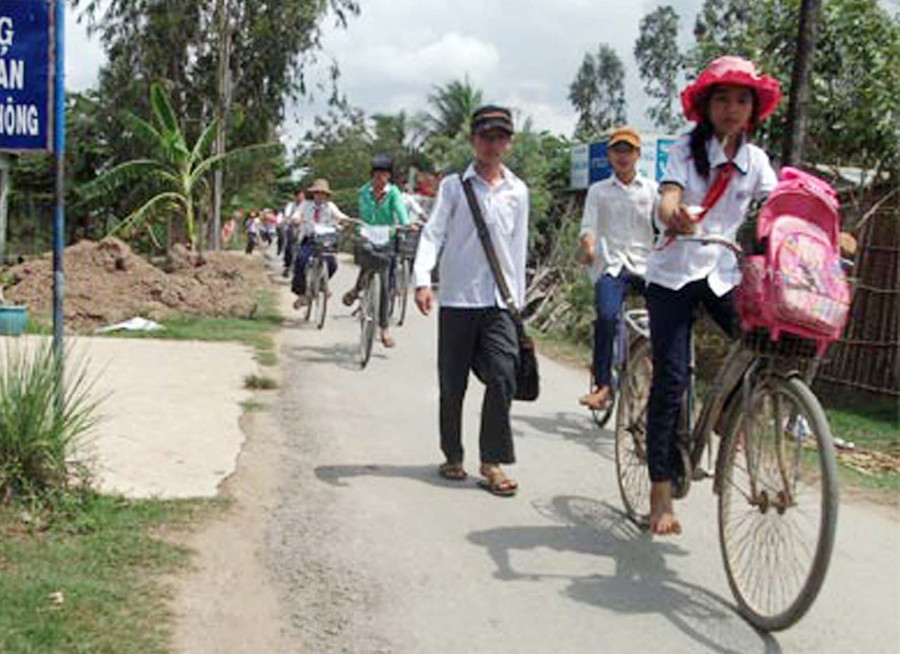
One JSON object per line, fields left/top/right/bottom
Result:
{"left": 243, "top": 374, "right": 277, "bottom": 390}
{"left": 0, "top": 492, "right": 222, "bottom": 654}
{"left": 97, "top": 291, "right": 282, "bottom": 366}
{"left": 240, "top": 399, "right": 267, "bottom": 413}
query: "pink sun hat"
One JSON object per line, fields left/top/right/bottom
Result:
{"left": 681, "top": 56, "right": 782, "bottom": 122}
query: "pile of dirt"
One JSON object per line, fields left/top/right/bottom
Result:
{"left": 2, "top": 238, "right": 270, "bottom": 332}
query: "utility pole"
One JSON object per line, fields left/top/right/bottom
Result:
{"left": 782, "top": 0, "right": 821, "bottom": 167}
{"left": 0, "top": 154, "right": 10, "bottom": 264}
{"left": 212, "top": 0, "right": 231, "bottom": 250}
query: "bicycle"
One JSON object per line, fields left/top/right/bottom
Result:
{"left": 301, "top": 224, "right": 339, "bottom": 330}
{"left": 349, "top": 221, "right": 394, "bottom": 368}
{"left": 615, "top": 234, "right": 840, "bottom": 632}
{"left": 390, "top": 223, "right": 422, "bottom": 327}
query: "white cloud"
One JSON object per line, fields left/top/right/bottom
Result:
{"left": 350, "top": 33, "right": 499, "bottom": 86}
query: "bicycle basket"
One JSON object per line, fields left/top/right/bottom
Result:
{"left": 742, "top": 329, "right": 822, "bottom": 361}
{"left": 314, "top": 231, "right": 339, "bottom": 253}
{"left": 398, "top": 229, "right": 420, "bottom": 258}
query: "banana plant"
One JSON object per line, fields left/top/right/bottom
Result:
{"left": 80, "top": 82, "right": 278, "bottom": 250}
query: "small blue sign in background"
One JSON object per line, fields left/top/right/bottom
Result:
{"left": 0, "top": 0, "right": 52, "bottom": 151}
{"left": 656, "top": 138, "right": 678, "bottom": 181}
{"left": 588, "top": 141, "right": 611, "bottom": 184}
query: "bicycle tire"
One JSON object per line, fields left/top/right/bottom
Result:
{"left": 303, "top": 262, "right": 315, "bottom": 322}
{"left": 397, "top": 259, "right": 410, "bottom": 327}
{"left": 315, "top": 264, "right": 328, "bottom": 330}
{"left": 717, "top": 375, "right": 838, "bottom": 631}
{"left": 358, "top": 273, "right": 378, "bottom": 368}
{"left": 614, "top": 337, "right": 653, "bottom": 525}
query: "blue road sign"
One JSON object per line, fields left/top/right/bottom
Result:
{"left": 0, "top": 0, "right": 52, "bottom": 151}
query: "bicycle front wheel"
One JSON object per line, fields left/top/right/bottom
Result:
{"left": 315, "top": 264, "right": 328, "bottom": 330}
{"left": 397, "top": 259, "right": 410, "bottom": 326}
{"left": 614, "top": 337, "right": 653, "bottom": 525}
{"left": 718, "top": 375, "right": 838, "bottom": 631}
{"left": 358, "top": 273, "right": 378, "bottom": 368}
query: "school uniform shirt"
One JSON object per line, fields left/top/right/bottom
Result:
{"left": 298, "top": 200, "right": 349, "bottom": 237}
{"left": 414, "top": 164, "right": 529, "bottom": 310}
{"left": 579, "top": 173, "right": 657, "bottom": 279}
{"left": 647, "top": 134, "right": 777, "bottom": 296}
{"left": 283, "top": 200, "right": 305, "bottom": 224}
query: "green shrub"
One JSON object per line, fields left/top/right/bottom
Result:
{"left": 0, "top": 341, "right": 102, "bottom": 503}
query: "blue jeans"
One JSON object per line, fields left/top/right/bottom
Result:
{"left": 593, "top": 270, "right": 646, "bottom": 387}
{"left": 645, "top": 279, "right": 739, "bottom": 483}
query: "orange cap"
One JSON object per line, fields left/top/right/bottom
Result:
{"left": 609, "top": 126, "right": 641, "bottom": 148}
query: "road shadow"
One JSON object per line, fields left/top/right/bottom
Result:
{"left": 466, "top": 495, "right": 781, "bottom": 654}
{"left": 315, "top": 463, "right": 484, "bottom": 492}
{"left": 512, "top": 411, "right": 615, "bottom": 463}
{"left": 283, "top": 343, "right": 387, "bottom": 371}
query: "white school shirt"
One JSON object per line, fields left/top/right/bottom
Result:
{"left": 283, "top": 200, "right": 305, "bottom": 224}
{"left": 579, "top": 173, "right": 657, "bottom": 279}
{"left": 646, "top": 134, "right": 777, "bottom": 296}
{"left": 413, "top": 164, "right": 529, "bottom": 310}
{"left": 298, "top": 200, "right": 349, "bottom": 237}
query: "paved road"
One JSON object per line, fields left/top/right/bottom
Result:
{"left": 266, "top": 256, "right": 900, "bottom": 654}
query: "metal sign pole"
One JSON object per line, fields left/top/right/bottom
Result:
{"left": 52, "top": 0, "right": 65, "bottom": 360}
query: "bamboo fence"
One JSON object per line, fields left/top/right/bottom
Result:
{"left": 818, "top": 199, "right": 899, "bottom": 397}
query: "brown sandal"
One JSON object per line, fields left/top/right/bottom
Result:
{"left": 478, "top": 466, "right": 518, "bottom": 497}
{"left": 439, "top": 462, "right": 467, "bottom": 481}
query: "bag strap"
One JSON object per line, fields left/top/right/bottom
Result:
{"left": 458, "top": 173, "right": 523, "bottom": 322}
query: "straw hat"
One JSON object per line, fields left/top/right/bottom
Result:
{"left": 308, "top": 178, "right": 332, "bottom": 195}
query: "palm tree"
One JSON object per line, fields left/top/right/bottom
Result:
{"left": 424, "top": 78, "right": 484, "bottom": 138}
{"left": 80, "top": 83, "right": 277, "bottom": 251}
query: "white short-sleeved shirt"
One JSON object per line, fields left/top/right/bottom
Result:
{"left": 298, "top": 200, "right": 349, "bottom": 237}
{"left": 579, "top": 173, "right": 657, "bottom": 279}
{"left": 646, "top": 134, "right": 777, "bottom": 296}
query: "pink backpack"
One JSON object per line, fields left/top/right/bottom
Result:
{"left": 735, "top": 167, "right": 851, "bottom": 355}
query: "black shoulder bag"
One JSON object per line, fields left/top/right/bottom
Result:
{"left": 459, "top": 174, "right": 539, "bottom": 402}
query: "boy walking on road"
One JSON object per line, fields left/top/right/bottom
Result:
{"left": 413, "top": 105, "right": 529, "bottom": 497}
{"left": 578, "top": 127, "right": 657, "bottom": 411}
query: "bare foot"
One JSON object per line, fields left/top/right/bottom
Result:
{"left": 649, "top": 481, "right": 682, "bottom": 536}
{"left": 579, "top": 385, "right": 611, "bottom": 410}
{"left": 380, "top": 330, "right": 395, "bottom": 348}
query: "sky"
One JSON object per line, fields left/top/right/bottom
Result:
{"left": 65, "top": 0, "right": 721, "bottom": 146}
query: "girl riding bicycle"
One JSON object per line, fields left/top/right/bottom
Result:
{"left": 646, "top": 56, "right": 781, "bottom": 536}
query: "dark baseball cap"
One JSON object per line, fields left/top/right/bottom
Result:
{"left": 470, "top": 105, "right": 514, "bottom": 136}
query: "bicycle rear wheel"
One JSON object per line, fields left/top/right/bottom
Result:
{"left": 315, "top": 263, "right": 328, "bottom": 330}
{"left": 614, "top": 337, "right": 653, "bottom": 525}
{"left": 358, "top": 273, "right": 378, "bottom": 368}
{"left": 718, "top": 375, "right": 838, "bottom": 631}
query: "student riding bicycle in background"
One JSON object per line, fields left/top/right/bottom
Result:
{"left": 578, "top": 127, "right": 657, "bottom": 412}
{"left": 291, "top": 178, "right": 349, "bottom": 309}
{"left": 646, "top": 56, "right": 782, "bottom": 537}
{"left": 343, "top": 153, "right": 409, "bottom": 348}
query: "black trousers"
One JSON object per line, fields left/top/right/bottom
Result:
{"left": 438, "top": 307, "right": 519, "bottom": 465}
{"left": 646, "top": 279, "right": 739, "bottom": 482}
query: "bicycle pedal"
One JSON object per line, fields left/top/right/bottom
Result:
{"left": 692, "top": 467, "right": 712, "bottom": 481}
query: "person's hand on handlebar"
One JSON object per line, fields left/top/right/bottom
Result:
{"left": 415, "top": 285, "right": 432, "bottom": 316}
{"left": 663, "top": 205, "right": 698, "bottom": 235}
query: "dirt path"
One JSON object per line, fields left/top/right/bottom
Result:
{"left": 170, "top": 250, "right": 900, "bottom": 654}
